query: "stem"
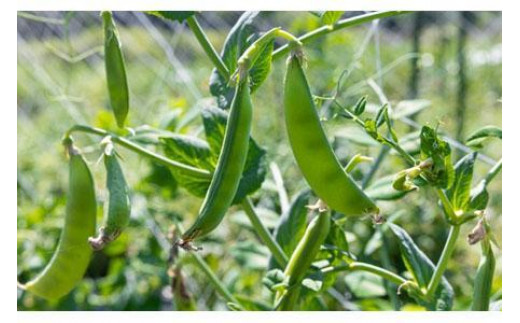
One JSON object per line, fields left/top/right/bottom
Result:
{"left": 238, "top": 27, "right": 286, "bottom": 73}
{"left": 426, "top": 225, "right": 461, "bottom": 299}
{"left": 324, "top": 262, "right": 407, "bottom": 286}
{"left": 484, "top": 158, "right": 502, "bottom": 185}
{"left": 65, "top": 125, "right": 211, "bottom": 179}
{"left": 332, "top": 99, "right": 365, "bottom": 127}
{"left": 350, "top": 262, "right": 407, "bottom": 286}
{"left": 435, "top": 188, "right": 457, "bottom": 222}
{"left": 186, "top": 15, "right": 230, "bottom": 82}
{"left": 190, "top": 252, "right": 243, "bottom": 308}
{"left": 272, "top": 11, "right": 410, "bottom": 61}
{"left": 241, "top": 198, "right": 288, "bottom": 267}
{"left": 385, "top": 139, "right": 416, "bottom": 165}
{"left": 277, "top": 286, "right": 301, "bottom": 311}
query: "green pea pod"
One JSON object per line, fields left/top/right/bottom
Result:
{"left": 20, "top": 143, "right": 97, "bottom": 300}
{"left": 88, "top": 141, "right": 131, "bottom": 250}
{"left": 471, "top": 240, "right": 496, "bottom": 311}
{"left": 103, "top": 11, "right": 129, "bottom": 128}
{"left": 283, "top": 51, "right": 378, "bottom": 216}
{"left": 276, "top": 210, "right": 331, "bottom": 310}
{"left": 179, "top": 76, "right": 253, "bottom": 248}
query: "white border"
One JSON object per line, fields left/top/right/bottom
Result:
{"left": 8, "top": 1, "right": 515, "bottom": 323}
{"left": 17, "top": 0, "right": 503, "bottom": 11}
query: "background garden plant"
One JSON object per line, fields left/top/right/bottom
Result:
{"left": 17, "top": 11, "right": 502, "bottom": 311}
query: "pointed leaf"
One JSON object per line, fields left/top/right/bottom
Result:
{"left": 388, "top": 224, "right": 454, "bottom": 310}
{"left": 320, "top": 11, "right": 344, "bottom": 25}
{"left": 268, "top": 191, "right": 311, "bottom": 270}
{"left": 159, "top": 134, "right": 213, "bottom": 197}
{"left": 249, "top": 39, "right": 274, "bottom": 93}
{"left": 469, "top": 180, "right": 490, "bottom": 211}
{"left": 201, "top": 105, "right": 267, "bottom": 203}
{"left": 209, "top": 11, "right": 259, "bottom": 109}
{"left": 466, "top": 125, "right": 502, "bottom": 146}
{"left": 420, "top": 126, "right": 454, "bottom": 188}
{"left": 447, "top": 152, "right": 477, "bottom": 211}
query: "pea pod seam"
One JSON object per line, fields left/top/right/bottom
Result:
{"left": 283, "top": 50, "right": 379, "bottom": 217}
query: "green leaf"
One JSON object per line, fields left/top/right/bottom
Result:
{"left": 375, "top": 104, "right": 388, "bottom": 128}
{"left": 466, "top": 125, "right": 502, "bottom": 146}
{"left": 200, "top": 106, "right": 228, "bottom": 154}
{"left": 320, "top": 11, "right": 344, "bottom": 25}
{"left": 160, "top": 134, "right": 215, "bottom": 170}
{"left": 446, "top": 152, "right": 477, "bottom": 212}
{"left": 365, "top": 175, "right": 412, "bottom": 201}
{"left": 249, "top": 39, "right": 274, "bottom": 93}
{"left": 263, "top": 269, "right": 286, "bottom": 291}
{"left": 268, "top": 191, "right": 311, "bottom": 270}
{"left": 209, "top": 11, "right": 260, "bottom": 109}
{"left": 469, "top": 180, "right": 490, "bottom": 211}
{"left": 353, "top": 96, "right": 367, "bottom": 116}
{"left": 159, "top": 134, "right": 213, "bottom": 197}
{"left": 420, "top": 126, "right": 454, "bottom": 188}
{"left": 388, "top": 224, "right": 454, "bottom": 310}
{"left": 364, "top": 119, "right": 384, "bottom": 142}
{"left": 326, "top": 219, "right": 350, "bottom": 253}
{"left": 201, "top": 105, "right": 267, "bottom": 203}
{"left": 146, "top": 11, "right": 196, "bottom": 23}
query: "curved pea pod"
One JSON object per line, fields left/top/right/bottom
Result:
{"left": 20, "top": 143, "right": 97, "bottom": 300}
{"left": 102, "top": 11, "right": 129, "bottom": 128}
{"left": 88, "top": 141, "right": 131, "bottom": 250}
{"left": 283, "top": 51, "right": 378, "bottom": 216}
{"left": 276, "top": 209, "right": 331, "bottom": 310}
{"left": 471, "top": 240, "right": 496, "bottom": 311}
{"left": 178, "top": 76, "right": 253, "bottom": 248}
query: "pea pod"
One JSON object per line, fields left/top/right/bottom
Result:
{"left": 103, "top": 11, "right": 129, "bottom": 128}
{"left": 88, "top": 139, "right": 131, "bottom": 250}
{"left": 471, "top": 239, "right": 496, "bottom": 310}
{"left": 283, "top": 51, "right": 378, "bottom": 217}
{"left": 19, "top": 142, "right": 97, "bottom": 300}
{"left": 276, "top": 209, "right": 331, "bottom": 310}
{"left": 178, "top": 75, "right": 253, "bottom": 248}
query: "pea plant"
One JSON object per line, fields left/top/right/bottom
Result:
{"left": 17, "top": 11, "right": 502, "bottom": 311}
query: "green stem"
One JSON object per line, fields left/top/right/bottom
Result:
{"left": 241, "top": 198, "right": 288, "bottom": 267}
{"left": 324, "top": 262, "right": 407, "bottom": 286}
{"left": 332, "top": 99, "right": 365, "bottom": 127}
{"left": 238, "top": 28, "right": 291, "bottom": 73}
{"left": 350, "top": 262, "right": 407, "bottom": 286}
{"left": 174, "top": 221, "right": 242, "bottom": 309}
{"left": 190, "top": 252, "right": 243, "bottom": 308}
{"left": 186, "top": 15, "right": 230, "bottom": 81}
{"left": 435, "top": 188, "right": 457, "bottom": 222}
{"left": 272, "top": 11, "right": 410, "bottom": 61}
{"left": 426, "top": 225, "right": 461, "bottom": 299}
{"left": 484, "top": 158, "right": 502, "bottom": 185}
{"left": 385, "top": 139, "right": 416, "bottom": 165}
{"left": 65, "top": 125, "right": 211, "bottom": 179}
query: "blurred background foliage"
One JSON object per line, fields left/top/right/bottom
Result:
{"left": 17, "top": 11, "right": 501, "bottom": 310}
